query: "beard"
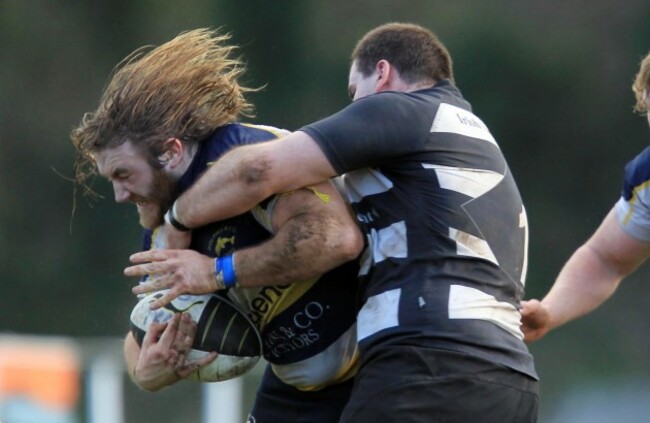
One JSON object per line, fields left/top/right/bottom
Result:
{"left": 137, "top": 168, "right": 177, "bottom": 229}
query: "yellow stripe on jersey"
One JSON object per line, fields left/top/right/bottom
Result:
{"left": 623, "top": 179, "right": 650, "bottom": 225}
{"left": 253, "top": 276, "right": 320, "bottom": 330}
{"left": 280, "top": 186, "right": 331, "bottom": 204}
{"left": 241, "top": 122, "right": 290, "bottom": 139}
{"left": 150, "top": 226, "right": 166, "bottom": 249}
{"left": 270, "top": 326, "right": 360, "bottom": 391}
{"left": 251, "top": 187, "right": 331, "bottom": 233}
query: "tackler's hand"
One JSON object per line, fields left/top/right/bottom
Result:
{"left": 125, "top": 249, "right": 218, "bottom": 310}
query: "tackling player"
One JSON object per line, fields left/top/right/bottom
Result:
{"left": 521, "top": 51, "right": 650, "bottom": 342}
{"left": 144, "top": 23, "right": 539, "bottom": 422}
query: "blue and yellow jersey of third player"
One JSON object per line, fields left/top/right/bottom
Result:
{"left": 615, "top": 146, "right": 650, "bottom": 242}
{"left": 143, "top": 123, "right": 361, "bottom": 391}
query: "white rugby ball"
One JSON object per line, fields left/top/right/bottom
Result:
{"left": 130, "top": 290, "right": 262, "bottom": 382}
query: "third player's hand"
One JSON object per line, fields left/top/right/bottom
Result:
{"left": 519, "top": 299, "right": 551, "bottom": 343}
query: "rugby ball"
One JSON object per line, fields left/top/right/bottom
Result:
{"left": 130, "top": 290, "right": 262, "bottom": 382}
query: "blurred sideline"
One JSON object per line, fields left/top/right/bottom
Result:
{"left": 4, "top": 334, "right": 650, "bottom": 422}
{"left": 0, "top": 334, "right": 254, "bottom": 423}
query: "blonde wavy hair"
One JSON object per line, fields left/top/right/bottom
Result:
{"left": 632, "top": 51, "right": 650, "bottom": 114}
{"left": 71, "top": 28, "right": 257, "bottom": 193}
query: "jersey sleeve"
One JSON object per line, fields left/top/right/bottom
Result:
{"left": 613, "top": 147, "right": 650, "bottom": 242}
{"left": 300, "top": 92, "right": 433, "bottom": 174}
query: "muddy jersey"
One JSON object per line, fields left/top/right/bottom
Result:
{"left": 301, "top": 80, "right": 537, "bottom": 379}
{"left": 142, "top": 123, "right": 360, "bottom": 390}
{"left": 614, "top": 146, "right": 650, "bottom": 242}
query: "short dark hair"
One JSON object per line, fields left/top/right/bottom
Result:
{"left": 351, "top": 22, "right": 454, "bottom": 84}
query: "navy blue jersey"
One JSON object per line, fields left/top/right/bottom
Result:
{"left": 143, "top": 123, "right": 361, "bottom": 390}
{"left": 301, "top": 80, "right": 537, "bottom": 379}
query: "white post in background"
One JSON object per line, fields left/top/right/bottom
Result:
{"left": 86, "top": 353, "right": 124, "bottom": 423}
{"left": 203, "top": 377, "right": 244, "bottom": 423}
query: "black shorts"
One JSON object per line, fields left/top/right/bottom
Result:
{"left": 247, "top": 364, "right": 354, "bottom": 423}
{"left": 340, "top": 346, "right": 539, "bottom": 423}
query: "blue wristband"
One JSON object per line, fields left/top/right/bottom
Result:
{"left": 215, "top": 255, "right": 237, "bottom": 288}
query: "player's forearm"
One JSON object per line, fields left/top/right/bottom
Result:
{"left": 235, "top": 211, "right": 363, "bottom": 287}
{"left": 174, "top": 133, "right": 338, "bottom": 229}
{"left": 542, "top": 245, "right": 622, "bottom": 329}
{"left": 176, "top": 144, "right": 278, "bottom": 228}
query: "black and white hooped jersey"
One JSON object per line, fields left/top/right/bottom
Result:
{"left": 142, "top": 123, "right": 361, "bottom": 390}
{"left": 615, "top": 146, "right": 650, "bottom": 242}
{"left": 302, "top": 80, "right": 537, "bottom": 379}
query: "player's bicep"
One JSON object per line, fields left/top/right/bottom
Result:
{"left": 270, "top": 181, "right": 351, "bottom": 233}
{"left": 267, "top": 181, "right": 363, "bottom": 266}
{"left": 590, "top": 209, "right": 650, "bottom": 275}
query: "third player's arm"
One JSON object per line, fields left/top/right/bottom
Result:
{"left": 523, "top": 208, "right": 650, "bottom": 341}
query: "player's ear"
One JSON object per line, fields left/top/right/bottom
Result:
{"left": 159, "top": 138, "right": 184, "bottom": 168}
{"left": 375, "top": 60, "right": 392, "bottom": 92}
